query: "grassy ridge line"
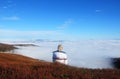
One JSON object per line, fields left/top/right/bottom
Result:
{"left": 13, "top": 44, "right": 38, "bottom": 47}
{"left": 0, "top": 53, "right": 120, "bottom": 79}
{"left": 0, "top": 43, "right": 17, "bottom": 52}
{"left": 0, "top": 53, "right": 48, "bottom": 64}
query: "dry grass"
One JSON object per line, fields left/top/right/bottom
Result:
{"left": 0, "top": 53, "right": 41, "bottom": 63}
{"left": 0, "top": 53, "right": 120, "bottom": 79}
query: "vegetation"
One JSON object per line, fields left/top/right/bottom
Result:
{"left": 0, "top": 53, "right": 120, "bottom": 79}
{"left": 13, "top": 44, "right": 38, "bottom": 47}
{"left": 0, "top": 43, "right": 17, "bottom": 52}
{"left": 112, "top": 58, "right": 120, "bottom": 69}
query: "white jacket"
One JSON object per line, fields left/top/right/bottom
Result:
{"left": 53, "top": 51, "right": 68, "bottom": 65}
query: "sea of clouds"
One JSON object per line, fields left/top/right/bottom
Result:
{"left": 1, "top": 40, "right": 120, "bottom": 69}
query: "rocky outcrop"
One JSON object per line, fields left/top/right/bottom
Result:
{"left": 112, "top": 58, "right": 120, "bottom": 69}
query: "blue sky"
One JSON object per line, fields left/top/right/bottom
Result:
{"left": 0, "top": 0, "right": 120, "bottom": 40}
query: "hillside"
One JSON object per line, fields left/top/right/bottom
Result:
{"left": 0, "top": 53, "right": 45, "bottom": 64}
{"left": 0, "top": 43, "right": 16, "bottom": 52}
{"left": 0, "top": 53, "right": 120, "bottom": 79}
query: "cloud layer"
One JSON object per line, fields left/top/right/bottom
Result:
{"left": 11, "top": 40, "right": 120, "bottom": 69}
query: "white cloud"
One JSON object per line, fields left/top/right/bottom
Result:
{"left": 57, "top": 19, "right": 73, "bottom": 29}
{"left": 2, "top": 16, "right": 20, "bottom": 20}
{"left": 5, "top": 40, "right": 120, "bottom": 69}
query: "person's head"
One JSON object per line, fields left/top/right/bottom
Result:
{"left": 57, "top": 44, "right": 63, "bottom": 51}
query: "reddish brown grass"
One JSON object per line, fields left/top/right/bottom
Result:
{"left": 0, "top": 53, "right": 120, "bottom": 79}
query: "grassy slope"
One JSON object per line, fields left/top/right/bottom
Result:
{"left": 0, "top": 53, "right": 120, "bottom": 79}
{"left": 0, "top": 53, "right": 43, "bottom": 63}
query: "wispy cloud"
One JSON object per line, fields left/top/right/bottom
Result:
{"left": 95, "top": 9, "right": 102, "bottom": 13}
{"left": 2, "top": 0, "right": 16, "bottom": 9}
{"left": 0, "top": 29, "right": 61, "bottom": 36}
{"left": 57, "top": 19, "right": 73, "bottom": 29}
{"left": 3, "top": 6, "right": 8, "bottom": 9}
{"left": 2, "top": 16, "right": 20, "bottom": 20}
